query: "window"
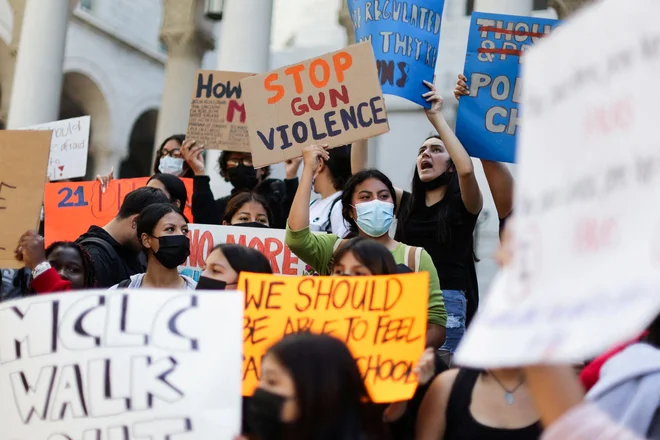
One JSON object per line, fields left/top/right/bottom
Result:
{"left": 80, "top": 0, "right": 93, "bottom": 11}
{"left": 466, "top": 0, "right": 550, "bottom": 15}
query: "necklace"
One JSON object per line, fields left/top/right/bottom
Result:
{"left": 489, "top": 372, "right": 525, "bottom": 405}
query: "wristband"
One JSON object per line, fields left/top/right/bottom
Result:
{"left": 31, "top": 261, "right": 51, "bottom": 279}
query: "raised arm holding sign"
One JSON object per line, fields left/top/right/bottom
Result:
{"left": 241, "top": 42, "right": 389, "bottom": 169}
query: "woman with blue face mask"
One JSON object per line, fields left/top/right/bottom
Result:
{"left": 285, "top": 145, "right": 447, "bottom": 349}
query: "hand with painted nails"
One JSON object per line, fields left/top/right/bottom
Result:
{"left": 454, "top": 74, "right": 469, "bottom": 100}
{"left": 96, "top": 166, "right": 114, "bottom": 194}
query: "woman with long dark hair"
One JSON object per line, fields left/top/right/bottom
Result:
{"left": 285, "top": 146, "right": 447, "bottom": 349}
{"left": 243, "top": 333, "right": 387, "bottom": 440}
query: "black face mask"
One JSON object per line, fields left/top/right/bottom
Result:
{"left": 227, "top": 164, "right": 259, "bottom": 190}
{"left": 195, "top": 276, "right": 227, "bottom": 291}
{"left": 152, "top": 235, "right": 190, "bottom": 269}
{"left": 421, "top": 172, "right": 452, "bottom": 190}
{"left": 247, "top": 388, "right": 289, "bottom": 440}
{"left": 234, "top": 221, "right": 269, "bottom": 229}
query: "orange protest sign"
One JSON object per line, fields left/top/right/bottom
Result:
{"left": 0, "top": 131, "right": 51, "bottom": 268}
{"left": 239, "top": 272, "right": 428, "bottom": 403}
{"left": 241, "top": 42, "right": 389, "bottom": 168}
{"left": 187, "top": 70, "right": 254, "bottom": 152}
{"left": 44, "top": 177, "right": 194, "bottom": 246}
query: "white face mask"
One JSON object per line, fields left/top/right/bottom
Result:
{"left": 158, "top": 156, "right": 184, "bottom": 175}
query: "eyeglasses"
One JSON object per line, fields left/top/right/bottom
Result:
{"left": 227, "top": 157, "right": 253, "bottom": 167}
{"left": 160, "top": 148, "right": 182, "bottom": 158}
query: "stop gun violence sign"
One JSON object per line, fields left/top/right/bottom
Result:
{"left": 241, "top": 42, "right": 390, "bottom": 168}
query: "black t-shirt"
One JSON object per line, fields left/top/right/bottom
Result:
{"left": 395, "top": 191, "right": 479, "bottom": 291}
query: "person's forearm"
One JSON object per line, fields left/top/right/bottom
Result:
{"left": 351, "top": 139, "right": 368, "bottom": 174}
{"left": 481, "top": 160, "right": 514, "bottom": 219}
{"left": 428, "top": 115, "right": 474, "bottom": 177}
{"left": 524, "top": 365, "right": 585, "bottom": 428}
{"left": 425, "top": 324, "right": 446, "bottom": 350}
{"left": 287, "top": 167, "right": 314, "bottom": 231}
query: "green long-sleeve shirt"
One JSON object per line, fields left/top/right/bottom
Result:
{"left": 285, "top": 224, "right": 447, "bottom": 327}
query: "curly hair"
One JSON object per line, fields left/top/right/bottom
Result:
{"left": 45, "top": 241, "right": 97, "bottom": 288}
{"left": 217, "top": 151, "right": 271, "bottom": 181}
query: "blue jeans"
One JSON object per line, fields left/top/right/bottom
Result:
{"left": 440, "top": 289, "right": 467, "bottom": 354}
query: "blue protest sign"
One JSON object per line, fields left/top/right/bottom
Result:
{"left": 455, "top": 12, "right": 560, "bottom": 163}
{"left": 348, "top": 0, "right": 445, "bottom": 108}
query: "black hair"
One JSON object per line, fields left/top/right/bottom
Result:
{"left": 136, "top": 203, "right": 188, "bottom": 249}
{"left": 147, "top": 173, "right": 188, "bottom": 212}
{"left": 646, "top": 313, "right": 660, "bottom": 348}
{"left": 211, "top": 244, "right": 272, "bottom": 276}
{"left": 153, "top": 134, "right": 196, "bottom": 178}
{"left": 266, "top": 333, "right": 386, "bottom": 440}
{"left": 341, "top": 169, "right": 397, "bottom": 239}
{"left": 218, "top": 151, "right": 271, "bottom": 181}
{"left": 223, "top": 192, "right": 273, "bottom": 225}
{"left": 45, "top": 241, "right": 96, "bottom": 288}
{"left": 396, "top": 135, "right": 460, "bottom": 247}
{"left": 117, "top": 187, "right": 171, "bottom": 219}
{"left": 323, "top": 145, "right": 352, "bottom": 191}
{"left": 332, "top": 237, "right": 397, "bottom": 275}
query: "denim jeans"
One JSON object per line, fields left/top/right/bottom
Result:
{"left": 440, "top": 289, "right": 467, "bottom": 354}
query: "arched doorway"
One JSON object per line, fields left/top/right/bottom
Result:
{"left": 59, "top": 71, "right": 110, "bottom": 180}
{"left": 120, "top": 109, "right": 159, "bottom": 178}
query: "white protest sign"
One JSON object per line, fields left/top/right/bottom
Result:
{"left": 0, "top": 290, "right": 244, "bottom": 439}
{"left": 455, "top": 0, "right": 660, "bottom": 368}
{"left": 25, "top": 116, "right": 91, "bottom": 181}
{"left": 180, "top": 224, "right": 310, "bottom": 281}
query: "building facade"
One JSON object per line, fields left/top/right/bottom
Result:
{"left": 0, "top": 0, "right": 563, "bottom": 294}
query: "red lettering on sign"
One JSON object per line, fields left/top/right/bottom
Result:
{"left": 574, "top": 217, "right": 617, "bottom": 253}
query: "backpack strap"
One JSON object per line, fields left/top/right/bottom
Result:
{"left": 405, "top": 245, "right": 423, "bottom": 272}
{"left": 325, "top": 196, "right": 342, "bottom": 234}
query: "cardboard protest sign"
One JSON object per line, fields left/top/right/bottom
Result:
{"left": 0, "top": 289, "right": 243, "bottom": 439}
{"left": 186, "top": 71, "right": 253, "bottom": 152}
{"left": 241, "top": 42, "right": 389, "bottom": 168}
{"left": 180, "top": 224, "right": 308, "bottom": 281}
{"left": 455, "top": 13, "right": 559, "bottom": 163}
{"left": 44, "top": 177, "right": 194, "bottom": 246}
{"left": 455, "top": 0, "right": 660, "bottom": 368}
{"left": 0, "top": 131, "right": 52, "bottom": 269}
{"left": 25, "top": 116, "right": 91, "bottom": 181}
{"left": 348, "top": 0, "right": 445, "bottom": 108}
{"left": 239, "top": 272, "right": 428, "bottom": 403}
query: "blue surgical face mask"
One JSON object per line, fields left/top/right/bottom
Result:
{"left": 354, "top": 199, "right": 394, "bottom": 237}
{"left": 158, "top": 156, "right": 184, "bottom": 175}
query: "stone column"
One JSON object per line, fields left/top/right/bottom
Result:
{"left": 338, "top": 0, "right": 355, "bottom": 45}
{"left": 154, "top": 0, "right": 215, "bottom": 152}
{"left": 6, "top": 0, "right": 77, "bottom": 128}
{"left": 206, "top": 0, "right": 274, "bottom": 196}
{"left": 473, "top": 0, "right": 533, "bottom": 14}
{"left": 549, "top": 0, "right": 595, "bottom": 19}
